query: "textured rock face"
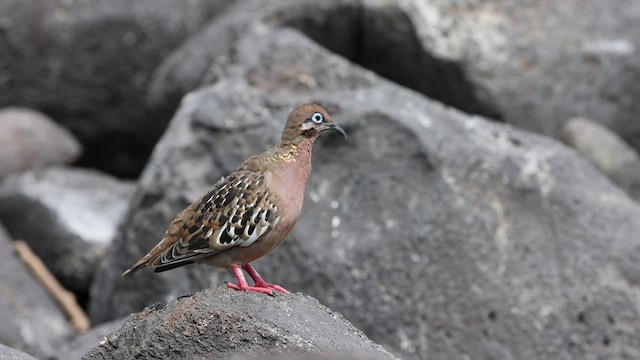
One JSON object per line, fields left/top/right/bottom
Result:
{"left": 90, "top": 14, "right": 640, "bottom": 360}
{"left": 0, "top": 224, "right": 74, "bottom": 358}
{"left": 84, "top": 287, "right": 396, "bottom": 360}
{"left": 151, "top": 0, "right": 640, "bottom": 152}
{"left": 0, "top": 0, "right": 234, "bottom": 177}
{"left": 0, "top": 107, "right": 81, "bottom": 178}
{"left": 0, "top": 167, "right": 134, "bottom": 295}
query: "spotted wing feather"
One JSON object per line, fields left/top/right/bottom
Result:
{"left": 123, "top": 171, "right": 279, "bottom": 275}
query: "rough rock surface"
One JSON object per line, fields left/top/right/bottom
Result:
{"left": 562, "top": 117, "right": 640, "bottom": 201}
{"left": 85, "top": 287, "right": 396, "bottom": 360}
{"left": 0, "top": 344, "right": 38, "bottom": 360}
{"left": 0, "top": 224, "right": 74, "bottom": 358}
{"left": 91, "top": 18, "right": 640, "bottom": 360}
{"left": 0, "top": 0, "right": 234, "bottom": 177}
{"left": 0, "top": 107, "right": 81, "bottom": 178}
{"left": 150, "top": 0, "right": 640, "bottom": 152}
{"left": 0, "top": 167, "right": 134, "bottom": 295}
{"left": 227, "top": 354, "right": 392, "bottom": 360}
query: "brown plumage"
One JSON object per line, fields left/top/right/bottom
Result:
{"left": 122, "top": 103, "right": 346, "bottom": 294}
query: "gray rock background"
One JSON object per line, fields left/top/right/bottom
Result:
{"left": 1, "top": 0, "right": 640, "bottom": 359}
{"left": 151, "top": 0, "right": 640, "bottom": 153}
{"left": 91, "top": 16, "right": 640, "bottom": 360}
{"left": 0, "top": 0, "right": 234, "bottom": 177}
{"left": 391, "top": 0, "right": 640, "bottom": 148}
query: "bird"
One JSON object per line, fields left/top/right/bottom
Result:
{"left": 122, "top": 104, "right": 346, "bottom": 295}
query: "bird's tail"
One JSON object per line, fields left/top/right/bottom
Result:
{"left": 121, "top": 245, "right": 162, "bottom": 277}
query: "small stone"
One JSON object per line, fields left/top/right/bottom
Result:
{"left": 0, "top": 107, "right": 81, "bottom": 178}
{"left": 562, "top": 117, "right": 640, "bottom": 200}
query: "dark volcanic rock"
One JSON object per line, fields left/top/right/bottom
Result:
{"left": 562, "top": 117, "right": 640, "bottom": 201}
{"left": 0, "top": 167, "right": 134, "bottom": 295}
{"left": 84, "top": 287, "right": 396, "bottom": 360}
{"left": 227, "top": 354, "right": 393, "bottom": 360}
{"left": 92, "top": 8, "right": 640, "bottom": 360}
{"left": 0, "top": 107, "right": 81, "bottom": 178}
{"left": 151, "top": 0, "right": 640, "bottom": 152}
{"left": 0, "top": 224, "right": 74, "bottom": 358}
{"left": 0, "top": 0, "right": 234, "bottom": 177}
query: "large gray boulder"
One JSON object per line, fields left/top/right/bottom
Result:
{"left": 150, "top": 0, "right": 640, "bottom": 152}
{"left": 91, "top": 18, "right": 640, "bottom": 360}
{"left": 0, "top": 167, "right": 134, "bottom": 295}
{"left": 0, "top": 224, "right": 74, "bottom": 358}
{"left": 84, "top": 287, "right": 396, "bottom": 360}
{"left": 0, "top": 0, "right": 234, "bottom": 177}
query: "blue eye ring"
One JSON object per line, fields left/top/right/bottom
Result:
{"left": 310, "top": 112, "right": 324, "bottom": 124}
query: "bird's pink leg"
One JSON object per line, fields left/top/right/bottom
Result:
{"left": 227, "top": 264, "right": 273, "bottom": 295}
{"left": 242, "top": 263, "right": 289, "bottom": 294}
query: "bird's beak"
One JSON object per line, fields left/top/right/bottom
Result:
{"left": 327, "top": 123, "right": 347, "bottom": 138}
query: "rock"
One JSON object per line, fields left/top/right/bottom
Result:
{"left": 0, "top": 167, "right": 134, "bottom": 296}
{"left": 84, "top": 287, "right": 396, "bottom": 360}
{"left": 150, "top": 0, "right": 640, "bottom": 152}
{"left": 0, "top": 107, "right": 81, "bottom": 178}
{"left": 0, "top": 223, "right": 74, "bottom": 358}
{"left": 227, "top": 354, "right": 392, "bottom": 360}
{"left": 91, "top": 13, "right": 640, "bottom": 360}
{"left": 54, "top": 317, "right": 127, "bottom": 360}
{"left": 148, "top": 0, "right": 355, "bottom": 113}
{"left": 562, "top": 117, "right": 640, "bottom": 201}
{"left": 0, "top": 0, "right": 235, "bottom": 177}
{"left": 0, "top": 344, "right": 39, "bottom": 360}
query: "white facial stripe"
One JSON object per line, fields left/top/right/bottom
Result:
{"left": 300, "top": 122, "right": 315, "bottom": 131}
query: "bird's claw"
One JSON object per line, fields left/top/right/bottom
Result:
{"left": 226, "top": 281, "right": 289, "bottom": 295}
{"left": 261, "top": 283, "right": 289, "bottom": 294}
{"left": 226, "top": 282, "right": 274, "bottom": 295}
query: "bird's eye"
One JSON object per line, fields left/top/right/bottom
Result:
{"left": 310, "top": 112, "right": 324, "bottom": 124}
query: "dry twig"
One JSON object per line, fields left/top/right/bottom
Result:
{"left": 13, "top": 240, "right": 90, "bottom": 333}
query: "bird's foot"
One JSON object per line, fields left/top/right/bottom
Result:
{"left": 228, "top": 264, "right": 289, "bottom": 295}
{"left": 226, "top": 282, "right": 274, "bottom": 295}
{"left": 254, "top": 281, "right": 289, "bottom": 294}
{"left": 241, "top": 263, "right": 289, "bottom": 293}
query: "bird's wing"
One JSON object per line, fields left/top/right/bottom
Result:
{"left": 122, "top": 170, "right": 280, "bottom": 275}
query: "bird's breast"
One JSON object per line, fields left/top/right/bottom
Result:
{"left": 273, "top": 157, "right": 312, "bottom": 223}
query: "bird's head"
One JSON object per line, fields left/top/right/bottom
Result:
{"left": 281, "top": 103, "right": 347, "bottom": 143}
